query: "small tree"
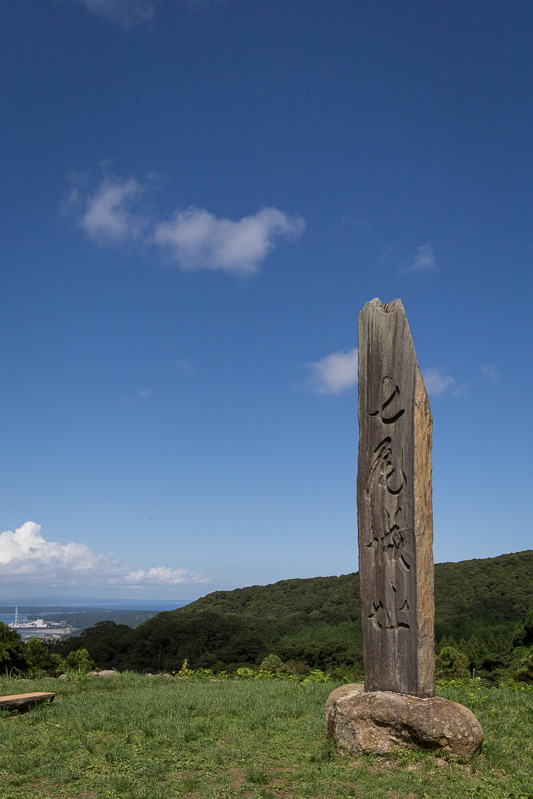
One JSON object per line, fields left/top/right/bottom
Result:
{"left": 0, "top": 622, "right": 27, "bottom": 674}
{"left": 435, "top": 645, "right": 470, "bottom": 680}
{"left": 24, "top": 637, "right": 62, "bottom": 676}
{"left": 260, "top": 653, "right": 289, "bottom": 674}
{"left": 514, "top": 650, "right": 533, "bottom": 683}
{"left": 64, "top": 648, "right": 95, "bottom": 674}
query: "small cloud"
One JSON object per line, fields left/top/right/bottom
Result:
{"left": 422, "top": 368, "right": 455, "bottom": 397}
{"left": 66, "top": 174, "right": 147, "bottom": 245}
{"left": 153, "top": 206, "right": 305, "bottom": 275}
{"left": 379, "top": 245, "right": 394, "bottom": 265}
{"left": 175, "top": 359, "right": 192, "bottom": 372}
{"left": 78, "top": 0, "right": 155, "bottom": 27}
{"left": 123, "top": 566, "right": 209, "bottom": 587}
{"left": 340, "top": 214, "right": 365, "bottom": 226}
{"left": 452, "top": 383, "right": 470, "bottom": 398}
{"left": 401, "top": 243, "right": 438, "bottom": 274}
{"left": 61, "top": 185, "right": 82, "bottom": 217}
{"left": 482, "top": 364, "right": 497, "bottom": 381}
{"left": 305, "top": 347, "right": 358, "bottom": 395}
{"left": 137, "top": 387, "right": 153, "bottom": 398}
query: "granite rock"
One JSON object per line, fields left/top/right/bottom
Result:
{"left": 326, "top": 685, "right": 483, "bottom": 758}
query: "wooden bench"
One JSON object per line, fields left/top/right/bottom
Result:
{"left": 0, "top": 692, "right": 55, "bottom": 712}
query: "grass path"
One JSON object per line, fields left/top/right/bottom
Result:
{"left": 0, "top": 674, "right": 531, "bottom": 798}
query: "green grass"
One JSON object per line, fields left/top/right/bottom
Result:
{"left": 0, "top": 673, "right": 531, "bottom": 798}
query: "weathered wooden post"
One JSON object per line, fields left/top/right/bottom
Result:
{"left": 357, "top": 298, "right": 434, "bottom": 697}
{"left": 325, "top": 298, "right": 483, "bottom": 757}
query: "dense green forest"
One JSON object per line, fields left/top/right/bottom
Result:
{"left": 1, "top": 551, "right": 532, "bottom": 681}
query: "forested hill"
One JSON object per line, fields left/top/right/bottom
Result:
{"left": 54, "top": 550, "right": 532, "bottom": 676}
{"left": 173, "top": 550, "right": 533, "bottom": 641}
{"left": 179, "top": 573, "right": 360, "bottom": 624}
{"left": 433, "top": 550, "right": 533, "bottom": 639}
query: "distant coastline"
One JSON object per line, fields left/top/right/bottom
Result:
{"left": 0, "top": 600, "right": 191, "bottom": 640}
{"left": 0, "top": 599, "right": 191, "bottom": 611}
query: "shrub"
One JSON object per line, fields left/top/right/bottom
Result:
{"left": 514, "top": 649, "right": 533, "bottom": 683}
{"left": 259, "top": 653, "right": 289, "bottom": 674}
{"left": 24, "top": 637, "right": 62, "bottom": 676}
{"left": 64, "top": 648, "right": 95, "bottom": 674}
{"left": 0, "top": 622, "right": 27, "bottom": 674}
{"left": 435, "top": 645, "right": 470, "bottom": 680}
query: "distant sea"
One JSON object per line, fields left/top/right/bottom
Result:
{"left": 0, "top": 599, "right": 190, "bottom": 627}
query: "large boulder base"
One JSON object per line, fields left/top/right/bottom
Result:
{"left": 326, "top": 684, "right": 483, "bottom": 758}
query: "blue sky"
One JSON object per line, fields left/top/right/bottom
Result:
{"left": 1, "top": 0, "right": 532, "bottom": 601}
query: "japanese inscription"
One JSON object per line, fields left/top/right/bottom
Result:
{"left": 366, "top": 389, "right": 411, "bottom": 633}
{"left": 357, "top": 299, "right": 435, "bottom": 697}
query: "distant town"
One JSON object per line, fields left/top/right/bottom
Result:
{"left": 8, "top": 607, "right": 76, "bottom": 640}
{"left": 1, "top": 602, "right": 189, "bottom": 641}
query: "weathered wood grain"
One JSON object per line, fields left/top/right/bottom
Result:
{"left": 357, "top": 298, "right": 434, "bottom": 697}
{"left": 0, "top": 691, "right": 55, "bottom": 712}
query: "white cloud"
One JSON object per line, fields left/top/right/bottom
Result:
{"left": 76, "top": 176, "right": 146, "bottom": 245}
{"left": 79, "top": 0, "right": 155, "bottom": 26}
{"left": 452, "top": 383, "right": 470, "bottom": 397}
{"left": 123, "top": 566, "right": 209, "bottom": 587}
{"left": 0, "top": 522, "right": 114, "bottom": 580}
{"left": 306, "top": 347, "right": 358, "bottom": 395}
{"left": 66, "top": 173, "right": 305, "bottom": 275}
{"left": 153, "top": 206, "right": 305, "bottom": 275}
{"left": 482, "top": 364, "right": 497, "bottom": 381}
{"left": 137, "top": 387, "right": 153, "bottom": 398}
{"left": 379, "top": 245, "right": 394, "bottom": 265}
{"left": 422, "top": 368, "right": 456, "bottom": 397}
{"left": 402, "top": 243, "right": 438, "bottom": 274}
{"left": 0, "top": 522, "right": 210, "bottom": 591}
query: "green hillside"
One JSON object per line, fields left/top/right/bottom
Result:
{"left": 52, "top": 550, "right": 533, "bottom": 678}
{"left": 433, "top": 551, "right": 533, "bottom": 639}
{"left": 177, "top": 573, "right": 360, "bottom": 621}
{"left": 174, "top": 549, "right": 533, "bottom": 641}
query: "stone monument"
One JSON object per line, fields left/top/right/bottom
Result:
{"left": 358, "top": 297, "right": 434, "bottom": 698}
{"left": 325, "top": 298, "right": 483, "bottom": 757}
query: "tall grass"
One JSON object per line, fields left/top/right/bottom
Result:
{"left": 0, "top": 673, "right": 531, "bottom": 798}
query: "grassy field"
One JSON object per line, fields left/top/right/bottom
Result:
{"left": 0, "top": 673, "right": 532, "bottom": 799}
